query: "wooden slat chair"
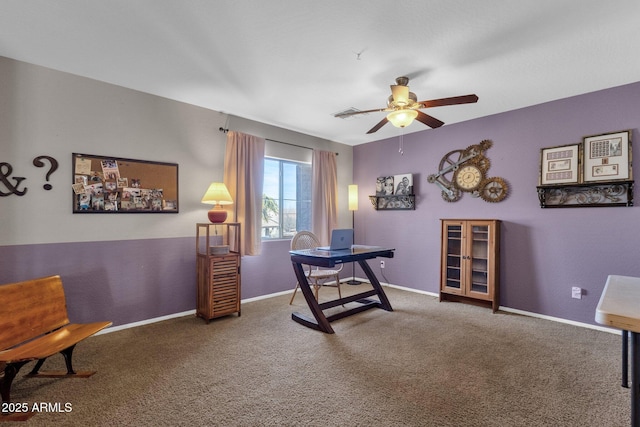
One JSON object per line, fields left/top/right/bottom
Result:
{"left": 289, "top": 231, "right": 343, "bottom": 304}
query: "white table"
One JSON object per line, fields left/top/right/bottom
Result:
{"left": 596, "top": 275, "right": 640, "bottom": 427}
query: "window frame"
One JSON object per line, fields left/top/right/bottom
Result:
{"left": 262, "top": 156, "right": 311, "bottom": 241}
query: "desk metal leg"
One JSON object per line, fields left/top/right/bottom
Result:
{"left": 632, "top": 332, "right": 639, "bottom": 427}
{"left": 624, "top": 330, "right": 630, "bottom": 388}
{"left": 358, "top": 259, "right": 392, "bottom": 311}
{"left": 290, "top": 261, "right": 334, "bottom": 334}
{"left": 290, "top": 259, "right": 393, "bottom": 334}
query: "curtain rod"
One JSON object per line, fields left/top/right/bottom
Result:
{"left": 219, "top": 127, "right": 338, "bottom": 155}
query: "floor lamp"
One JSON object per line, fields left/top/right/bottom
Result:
{"left": 346, "top": 184, "right": 362, "bottom": 285}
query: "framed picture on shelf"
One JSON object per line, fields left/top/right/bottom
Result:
{"left": 376, "top": 176, "right": 395, "bottom": 195}
{"left": 582, "top": 130, "right": 632, "bottom": 182}
{"left": 539, "top": 143, "right": 581, "bottom": 185}
{"left": 393, "top": 173, "right": 413, "bottom": 195}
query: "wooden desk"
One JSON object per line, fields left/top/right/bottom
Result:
{"left": 596, "top": 275, "right": 640, "bottom": 427}
{"left": 289, "top": 245, "right": 394, "bottom": 334}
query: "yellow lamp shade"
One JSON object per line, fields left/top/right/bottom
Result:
{"left": 201, "top": 182, "right": 233, "bottom": 223}
{"left": 348, "top": 184, "right": 358, "bottom": 211}
{"left": 390, "top": 85, "right": 410, "bottom": 106}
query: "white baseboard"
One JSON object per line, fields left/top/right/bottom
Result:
{"left": 381, "top": 283, "right": 621, "bottom": 335}
{"left": 361, "top": 279, "right": 619, "bottom": 335}
{"left": 499, "top": 306, "right": 618, "bottom": 334}
{"left": 97, "top": 309, "right": 196, "bottom": 335}
{"left": 98, "top": 278, "right": 619, "bottom": 336}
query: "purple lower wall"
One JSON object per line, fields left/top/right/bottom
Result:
{"left": 354, "top": 81, "right": 640, "bottom": 327}
{"left": 242, "top": 239, "right": 296, "bottom": 298}
{"left": 0, "top": 238, "right": 195, "bottom": 326}
{"left": 0, "top": 237, "right": 297, "bottom": 327}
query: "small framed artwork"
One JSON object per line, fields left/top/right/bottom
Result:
{"left": 583, "top": 130, "right": 632, "bottom": 182}
{"left": 393, "top": 173, "right": 413, "bottom": 195}
{"left": 376, "top": 176, "right": 395, "bottom": 195}
{"left": 539, "top": 144, "right": 580, "bottom": 185}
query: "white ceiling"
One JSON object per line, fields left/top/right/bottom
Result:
{"left": 2, "top": 1, "right": 640, "bottom": 145}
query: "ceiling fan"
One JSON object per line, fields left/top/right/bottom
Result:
{"left": 334, "top": 76, "right": 478, "bottom": 134}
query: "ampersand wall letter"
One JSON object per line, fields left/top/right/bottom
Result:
{"left": 0, "top": 162, "right": 27, "bottom": 196}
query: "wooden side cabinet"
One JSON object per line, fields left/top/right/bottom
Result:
{"left": 196, "top": 223, "right": 241, "bottom": 323}
{"left": 440, "top": 219, "right": 501, "bottom": 312}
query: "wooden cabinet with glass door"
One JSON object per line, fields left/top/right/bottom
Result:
{"left": 440, "top": 219, "right": 501, "bottom": 312}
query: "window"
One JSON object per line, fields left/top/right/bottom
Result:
{"left": 262, "top": 157, "right": 311, "bottom": 239}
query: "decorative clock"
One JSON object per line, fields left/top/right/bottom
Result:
{"left": 428, "top": 139, "right": 508, "bottom": 203}
{"left": 454, "top": 164, "right": 483, "bottom": 191}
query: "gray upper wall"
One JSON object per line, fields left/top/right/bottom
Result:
{"left": 0, "top": 56, "right": 352, "bottom": 246}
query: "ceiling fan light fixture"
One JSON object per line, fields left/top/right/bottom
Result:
{"left": 387, "top": 109, "right": 418, "bottom": 128}
{"left": 336, "top": 75, "right": 478, "bottom": 134}
{"left": 390, "top": 85, "right": 410, "bottom": 106}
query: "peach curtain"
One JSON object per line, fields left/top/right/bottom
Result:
{"left": 311, "top": 150, "right": 337, "bottom": 246}
{"left": 224, "top": 131, "right": 265, "bottom": 256}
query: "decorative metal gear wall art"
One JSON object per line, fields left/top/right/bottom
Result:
{"left": 428, "top": 140, "right": 509, "bottom": 203}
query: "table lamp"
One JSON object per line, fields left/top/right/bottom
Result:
{"left": 201, "top": 182, "right": 233, "bottom": 223}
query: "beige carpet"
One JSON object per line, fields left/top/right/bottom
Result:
{"left": 3, "top": 286, "right": 630, "bottom": 426}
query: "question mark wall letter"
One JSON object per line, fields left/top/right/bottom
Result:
{"left": 33, "top": 155, "right": 59, "bottom": 190}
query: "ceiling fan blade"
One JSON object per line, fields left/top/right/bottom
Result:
{"left": 334, "top": 107, "right": 387, "bottom": 118}
{"left": 416, "top": 111, "right": 444, "bottom": 128}
{"left": 366, "top": 117, "right": 389, "bottom": 134}
{"left": 418, "top": 94, "right": 479, "bottom": 108}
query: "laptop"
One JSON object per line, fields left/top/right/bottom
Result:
{"left": 317, "top": 229, "right": 353, "bottom": 251}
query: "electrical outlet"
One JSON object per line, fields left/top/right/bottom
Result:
{"left": 571, "top": 286, "right": 582, "bottom": 299}
{"left": 380, "top": 260, "right": 385, "bottom": 269}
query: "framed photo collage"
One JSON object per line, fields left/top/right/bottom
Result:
{"left": 72, "top": 153, "right": 179, "bottom": 213}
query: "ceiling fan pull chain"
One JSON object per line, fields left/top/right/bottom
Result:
{"left": 398, "top": 129, "right": 404, "bottom": 155}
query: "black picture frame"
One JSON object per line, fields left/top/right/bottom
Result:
{"left": 72, "top": 153, "right": 179, "bottom": 214}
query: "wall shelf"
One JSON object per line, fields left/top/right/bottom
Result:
{"left": 536, "top": 181, "right": 634, "bottom": 208}
{"left": 369, "top": 195, "right": 415, "bottom": 210}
